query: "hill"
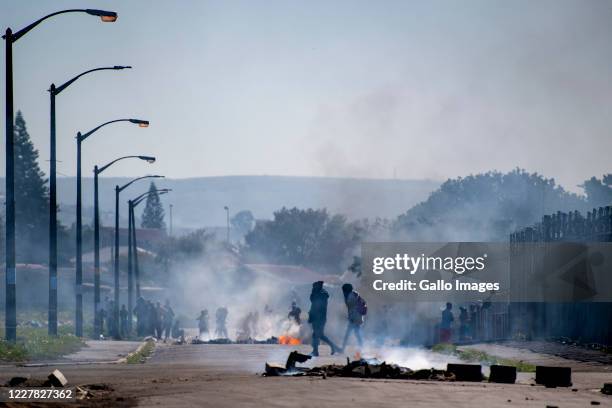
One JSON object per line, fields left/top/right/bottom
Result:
{"left": 2, "top": 175, "right": 439, "bottom": 230}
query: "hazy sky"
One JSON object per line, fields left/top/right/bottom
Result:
{"left": 2, "top": 0, "right": 611, "bottom": 192}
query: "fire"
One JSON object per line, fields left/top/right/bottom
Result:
{"left": 278, "top": 335, "right": 301, "bottom": 345}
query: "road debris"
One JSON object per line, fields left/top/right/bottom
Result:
{"left": 489, "top": 365, "right": 517, "bottom": 384}
{"left": 47, "top": 369, "right": 68, "bottom": 387}
{"left": 535, "top": 366, "right": 572, "bottom": 387}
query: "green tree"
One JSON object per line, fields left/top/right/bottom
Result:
{"left": 230, "top": 210, "right": 255, "bottom": 237}
{"left": 14, "top": 111, "right": 49, "bottom": 263}
{"left": 581, "top": 175, "right": 612, "bottom": 207}
{"left": 393, "top": 169, "right": 587, "bottom": 241}
{"left": 141, "top": 181, "right": 165, "bottom": 229}
{"left": 244, "top": 207, "right": 362, "bottom": 272}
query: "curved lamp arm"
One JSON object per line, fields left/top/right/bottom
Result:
{"left": 132, "top": 189, "right": 172, "bottom": 207}
{"left": 53, "top": 65, "right": 131, "bottom": 95}
{"left": 97, "top": 155, "right": 155, "bottom": 175}
{"left": 3, "top": 9, "right": 117, "bottom": 43}
{"left": 118, "top": 175, "right": 164, "bottom": 193}
{"left": 79, "top": 118, "right": 149, "bottom": 142}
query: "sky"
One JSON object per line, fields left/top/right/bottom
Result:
{"left": 1, "top": 0, "right": 611, "bottom": 193}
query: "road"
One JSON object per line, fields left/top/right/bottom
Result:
{"left": 0, "top": 342, "right": 610, "bottom": 407}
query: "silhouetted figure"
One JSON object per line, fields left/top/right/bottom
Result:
{"left": 308, "top": 281, "right": 340, "bottom": 356}
{"left": 459, "top": 306, "right": 469, "bottom": 341}
{"left": 197, "top": 309, "right": 210, "bottom": 338}
{"left": 288, "top": 301, "right": 302, "bottom": 325}
{"left": 134, "top": 297, "right": 147, "bottom": 337}
{"left": 172, "top": 318, "right": 185, "bottom": 342}
{"left": 120, "top": 304, "right": 129, "bottom": 338}
{"left": 216, "top": 307, "right": 229, "bottom": 338}
{"left": 107, "top": 300, "right": 116, "bottom": 338}
{"left": 163, "top": 300, "right": 175, "bottom": 341}
{"left": 146, "top": 301, "right": 157, "bottom": 337}
{"left": 440, "top": 302, "right": 454, "bottom": 343}
{"left": 155, "top": 302, "right": 164, "bottom": 340}
{"left": 341, "top": 283, "right": 365, "bottom": 350}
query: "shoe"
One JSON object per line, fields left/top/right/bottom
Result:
{"left": 310, "top": 351, "right": 319, "bottom": 357}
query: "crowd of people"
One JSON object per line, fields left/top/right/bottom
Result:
{"left": 439, "top": 301, "right": 493, "bottom": 343}
{"left": 99, "top": 297, "right": 183, "bottom": 341}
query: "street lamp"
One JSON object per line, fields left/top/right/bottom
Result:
{"left": 3, "top": 7, "right": 117, "bottom": 343}
{"left": 93, "top": 156, "right": 155, "bottom": 338}
{"left": 113, "top": 175, "right": 164, "bottom": 338}
{"left": 127, "top": 188, "right": 170, "bottom": 333}
{"left": 75, "top": 119, "right": 149, "bottom": 337}
{"left": 224, "top": 206, "right": 230, "bottom": 243}
{"left": 48, "top": 66, "right": 131, "bottom": 336}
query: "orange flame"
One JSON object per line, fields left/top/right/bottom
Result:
{"left": 279, "top": 335, "right": 301, "bottom": 345}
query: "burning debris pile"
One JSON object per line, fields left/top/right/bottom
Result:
{"left": 264, "top": 351, "right": 538, "bottom": 384}
{"left": 191, "top": 335, "right": 301, "bottom": 345}
{"left": 264, "top": 351, "right": 461, "bottom": 381}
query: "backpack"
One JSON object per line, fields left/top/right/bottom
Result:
{"left": 356, "top": 293, "right": 367, "bottom": 316}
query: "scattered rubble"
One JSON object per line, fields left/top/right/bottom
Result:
{"left": 5, "top": 369, "right": 68, "bottom": 388}
{"left": 47, "top": 369, "right": 68, "bottom": 387}
{"left": 192, "top": 337, "right": 280, "bottom": 345}
{"left": 264, "top": 351, "right": 459, "bottom": 381}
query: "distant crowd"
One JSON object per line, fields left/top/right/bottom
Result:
{"left": 99, "top": 297, "right": 183, "bottom": 341}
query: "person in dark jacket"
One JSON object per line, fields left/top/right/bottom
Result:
{"left": 308, "top": 281, "right": 340, "bottom": 356}
{"left": 341, "top": 283, "right": 364, "bottom": 350}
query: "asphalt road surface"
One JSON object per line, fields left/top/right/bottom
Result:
{"left": 0, "top": 343, "right": 610, "bottom": 407}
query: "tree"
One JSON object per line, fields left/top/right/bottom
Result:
{"left": 141, "top": 181, "right": 166, "bottom": 229}
{"left": 581, "top": 175, "right": 612, "bottom": 208}
{"left": 230, "top": 210, "right": 255, "bottom": 237}
{"left": 393, "top": 169, "right": 587, "bottom": 241}
{"left": 14, "top": 111, "right": 49, "bottom": 263}
{"left": 244, "top": 207, "right": 362, "bottom": 272}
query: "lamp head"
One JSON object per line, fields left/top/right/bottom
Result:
{"left": 85, "top": 9, "right": 118, "bottom": 22}
{"left": 138, "top": 156, "right": 156, "bottom": 163}
{"left": 113, "top": 65, "right": 132, "bottom": 70}
{"left": 130, "top": 119, "right": 150, "bottom": 128}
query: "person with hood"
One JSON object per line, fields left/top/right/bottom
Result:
{"left": 308, "top": 281, "right": 340, "bottom": 356}
{"left": 288, "top": 301, "right": 302, "bottom": 325}
{"left": 341, "top": 283, "right": 365, "bottom": 350}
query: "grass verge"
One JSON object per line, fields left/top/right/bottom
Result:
{"left": 126, "top": 340, "right": 155, "bottom": 364}
{"left": 0, "top": 326, "right": 85, "bottom": 362}
{"left": 431, "top": 343, "right": 536, "bottom": 372}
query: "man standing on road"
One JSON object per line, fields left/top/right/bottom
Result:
{"left": 120, "top": 304, "right": 129, "bottom": 338}
{"left": 308, "top": 281, "right": 340, "bottom": 356}
{"left": 341, "top": 283, "right": 365, "bottom": 351}
{"left": 440, "top": 302, "right": 454, "bottom": 343}
{"left": 197, "top": 309, "right": 210, "bottom": 338}
{"left": 163, "top": 300, "right": 175, "bottom": 341}
{"left": 216, "top": 307, "right": 229, "bottom": 339}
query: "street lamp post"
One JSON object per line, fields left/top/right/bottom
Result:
{"left": 93, "top": 156, "right": 155, "bottom": 338}
{"left": 224, "top": 206, "right": 230, "bottom": 243}
{"left": 49, "top": 66, "right": 131, "bottom": 336}
{"left": 127, "top": 189, "right": 170, "bottom": 334}
{"left": 3, "top": 8, "right": 117, "bottom": 343}
{"left": 113, "top": 175, "right": 164, "bottom": 338}
{"left": 75, "top": 119, "right": 148, "bottom": 337}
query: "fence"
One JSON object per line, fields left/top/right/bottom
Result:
{"left": 509, "top": 205, "right": 612, "bottom": 346}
